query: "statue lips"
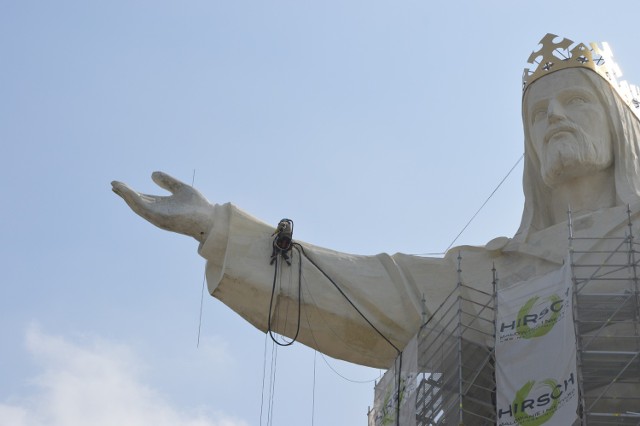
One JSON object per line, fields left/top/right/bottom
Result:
{"left": 544, "top": 123, "right": 578, "bottom": 145}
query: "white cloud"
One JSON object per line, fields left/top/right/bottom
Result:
{"left": 0, "top": 326, "right": 248, "bottom": 426}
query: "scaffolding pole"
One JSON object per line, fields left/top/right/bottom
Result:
{"left": 569, "top": 208, "right": 640, "bottom": 425}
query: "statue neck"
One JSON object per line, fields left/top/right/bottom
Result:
{"left": 549, "top": 167, "right": 616, "bottom": 224}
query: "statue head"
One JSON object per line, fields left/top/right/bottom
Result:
{"left": 515, "top": 35, "right": 640, "bottom": 241}
{"left": 525, "top": 68, "right": 614, "bottom": 188}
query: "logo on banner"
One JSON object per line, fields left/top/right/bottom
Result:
{"left": 498, "top": 289, "right": 569, "bottom": 343}
{"left": 497, "top": 373, "right": 577, "bottom": 425}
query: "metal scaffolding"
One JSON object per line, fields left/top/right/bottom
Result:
{"left": 369, "top": 254, "right": 498, "bottom": 426}
{"left": 369, "top": 209, "right": 640, "bottom": 425}
{"left": 569, "top": 208, "right": 640, "bottom": 425}
{"left": 414, "top": 269, "right": 497, "bottom": 425}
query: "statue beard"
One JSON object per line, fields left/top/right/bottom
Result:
{"left": 540, "top": 126, "right": 613, "bottom": 188}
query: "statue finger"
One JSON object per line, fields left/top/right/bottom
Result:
{"left": 111, "top": 181, "right": 138, "bottom": 201}
{"left": 151, "top": 171, "right": 186, "bottom": 194}
{"left": 112, "top": 181, "right": 161, "bottom": 218}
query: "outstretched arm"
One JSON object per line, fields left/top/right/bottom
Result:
{"left": 111, "top": 171, "right": 215, "bottom": 243}
{"left": 112, "top": 172, "right": 451, "bottom": 368}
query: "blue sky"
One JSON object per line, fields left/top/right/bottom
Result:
{"left": 3, "top": 2, "right": 640, "bottom": 425}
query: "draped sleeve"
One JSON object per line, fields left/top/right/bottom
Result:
{"left": 198, "top": 203, "right": 457, "bottom": 368}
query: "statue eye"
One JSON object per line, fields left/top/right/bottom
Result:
{"left": 532, "top": 109, "right": 546, "bottom": 123}
{"left": 567, "top": 96, "right": 587, "bottom": 106}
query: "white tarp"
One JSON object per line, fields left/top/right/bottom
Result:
{"left": 495, "top": 263, "right": 579, "bottom": 425}
{"left": 371, "top": 337, "right": 418, "bottom": 426}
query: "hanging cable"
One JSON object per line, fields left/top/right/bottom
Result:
{"left": 269, "top": 342, "right": 278, "bottom": 426}
{"left": 316, "top": 351, "right": 378, "bottom": 384}
{"left": 299, "top": 270, "right": 393, "bottom": 365}
{"left": 299, "top": 279, "right": 381, "bottom": 384}
{"left": 396, "top": 353, "right": 403, "bottom": 426}
{"left": 259, "top": 333, "right": 268, "bottom": 426}
{"left": 267, "top": 244, "right": 302, "bottom": 346}
{"left": 268, "top": 218, "right": 400, "bottom": 353}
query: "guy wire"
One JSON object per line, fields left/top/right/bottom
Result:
{"left": 312, "top": 350, "right": 317, "bottom": 426}
{"left": 413, "top": 153, "right": 524, "bottom": 256}
{"left": 197, "top": 271, "right": 206, "bottom": 348}
{"left": 444, "top": 153, "right": 524, "bottom": 253}
{"left": 259, "top": 333, "right": 268, "bottom": 426}
{"left": 268, "top": 341, "right": 278, "bottom": 426}
{"left": 192, "top": 168, "right": 207, "bottom": 349}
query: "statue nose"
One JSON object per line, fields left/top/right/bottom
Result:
{"left": 547, "top": 99, "right": 567, "bottom": 123}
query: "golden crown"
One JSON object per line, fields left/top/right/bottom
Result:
{"left": 523, "top": 34, "right": 640, "bottom": 117}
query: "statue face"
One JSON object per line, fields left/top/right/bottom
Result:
{"left": 525, "top": 68, "right": 614, "bottom": 188}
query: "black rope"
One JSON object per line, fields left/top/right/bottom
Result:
{"left": 396, "top": 353, "right": 402, "bottom": 426}
{"left": 298, "top": 267, "right": 393, "bottom": 364}
{"left": 293, "top": 242, "right": 402, "bottom": 354}
{"left": 267, "top": 245, "right": 302, "bottom": 346}
{"left": 292, "top": 243, "right": 404, "bottom": 426}
{"left": 267, "top": 221, "right": 404, "bottom": 426}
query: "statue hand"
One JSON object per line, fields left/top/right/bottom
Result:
{"left": 111, "top": 171, "right": 215, "bottom": 243}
